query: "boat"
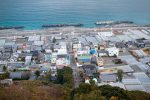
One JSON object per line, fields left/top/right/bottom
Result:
{"left": 0, "top": 26, "right": 24, "bottom": 30}
{"left": 42, "top": 23, "right": 84, "bottom": 28}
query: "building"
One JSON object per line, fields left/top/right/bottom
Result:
{"left": 97, "top": 58, "right": 104, "bottom": 66}
{"left": 56, "top": 54, "right": 70, "bottom": 68}
{"left": 97, "top": 50, "right": 108, "bottom": 57}
{"left": 25, "top": 56, "right": 32, "bottom": 65}
{"left": 106, "top": 47, "right": 119, "bottom": 56}
{"left": 100, "top": 74, "right": 117, "bottom": 83}
{"left": 82, "top": 64, "right": 97, "bottom": 77}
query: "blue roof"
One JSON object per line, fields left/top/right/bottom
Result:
{"left": 90, "top": 49, "right": 97, "bottom": 54}
{"left": 79, "top": 59, "right": 91, "bottom": 63}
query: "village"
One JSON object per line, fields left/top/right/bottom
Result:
{"left": 0, "top": 27, "right": 150, "bottom": 93}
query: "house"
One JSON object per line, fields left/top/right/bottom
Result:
{"left": 97, "top": 50, "right": 108, "bottom": 57}
{"left": 44, "top": 53, "right": 51, "bottom": 62}
{"left": 53, "top": 42, "right": 67, "bottom": 55}
{"left": 7, "top": 62, "right": 24, "bottom": 69}
{"left": 51, "top": 52, "right": 57, "bottom": 64}
{"left": 56, "top": 54, "right": 70, "bottom": 68}
{"left": 82, "top": 64, "right": 97, "bottom": 77}
{"left": 72, "top": 38, "right": 81, "bottom": 51}
{"left": 97, "top": 58, "right": 104, "bottom": 66}
{"left": 9, "top": 72, "right": 30, "bottom": 80}
{"left": 100, "top": 74, "right": 117, "bottom": 83}
{"left": 28, "top": 35, "right": 40, "bottom": 41}
{"left": 16, "top": 37, "right": 28, "bottom": 44}
{"left": 9, "top": 72, "right": 22, "bottom": 79}
{"left": 78, "top": 54, "right": 91, "bottom": 64}
{"left": 106, "top": 47, "right": 119, "bottom": 57}
{"left": 50, "top": 64, "right": 57, "bottom": 76}
{"left": 0, "top": 39, "right": 6, "bottom": 47}
{"left": 91, "top": 56, "right": 98, "bottom": 65}
{"left": 98, "top": 31, "right": 114, "bottom": 37}
{"left": 131, "top": 50, "right": 147, "bottom": 58}
{"left": 25, "top": 56, "right": 32, "bottom": 65}
{"left": 3, "top": 45, "right": 12, "bottom": 53}
{"left": 0, "top": 53, "right": 11, "bottom": 61}
{"left": 40, "top": 66, "right": 50, "bottom": 73}
{"left": 136, "top": 38, "right": 146, "bottom": 48}
{"left": 33, "top": 41, "right": 44, "bottom": 46}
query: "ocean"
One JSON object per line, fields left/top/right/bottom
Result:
{"left": 0, "top": 0, "right": 150, "bottom": 30}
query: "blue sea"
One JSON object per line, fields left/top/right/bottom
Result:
{"left": 0, "top": 0, "right": 150, "bottom": 30}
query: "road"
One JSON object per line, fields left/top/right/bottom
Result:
{"left": 70, "top": 54, "right": 81, "bottom": 88}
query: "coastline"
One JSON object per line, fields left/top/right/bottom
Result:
{"left": 0, "top": 25, "right": 150, "bottom": 38}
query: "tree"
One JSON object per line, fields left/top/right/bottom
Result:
{"left": 56, "top": 67, "right": 73, "bottom": 88}
{"left": 117, "top": 69, "right": 123, "bottom": 82}
{"left": 35, "top": 70, "right": 40, "bottom": 77}
{"left": 3, "top": 66, "right": 7, "bottom": 72}
{"left": 52, "top": 37, "right": 56, "bottom": 43}
{"left": 0, "top": 72, "right": 9, "bottom": 80}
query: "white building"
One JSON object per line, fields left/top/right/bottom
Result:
{"left": 28, "top": 35, "right": 40, "bottom": 41}
{"left": 98, "top": 31, "right": 114, "bottom": 37}
{"left": 105, "top": 47, "right": 119, "bottom": 56}
{"left": 25, "top": 56, "right": 32, "bottom": 65}
{"left": 33, "top": 41, "right": 44, "bottom": 46}
{"left": 72, "top": 43, "right": 82, "bottom": 52}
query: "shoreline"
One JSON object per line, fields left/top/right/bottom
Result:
{"left": 0, "top": 22, "right": 150, "bottom": 31}
{"left": 0, "top": 25, "right": 150, "bottom": 39}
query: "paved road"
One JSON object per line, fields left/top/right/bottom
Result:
{"left": 70, "top": 54, "right": 81, "bottom": 88}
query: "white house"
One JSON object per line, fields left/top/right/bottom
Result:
{"left": 72, "top": 43, "right": 82, "bottom": 52}
{"left": 25, "top": 56, "right": 32, "bottom": 65}
{"left": 105, "top": 47, "right": 119, "bottom": 56}
{"left": 98, "top": 31, "right": 114, "bottom": 37}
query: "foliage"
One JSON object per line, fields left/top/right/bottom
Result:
{"left": 127, "top": 90, "right": 150, "bottom": 100}
{"left": 71, "top": 83, "right": 150, "bottom": 100}
{"left": 34, "top": 70, "right": 40, "bottom": 77}
{"left": 117, "top": 69, "right": 123, "bottom": 82}
{"left": 99, "top": 85, "right": 129, "bottom": 100}
{"left": 0, "top": 72, "right": 9, "bottom": 80}
{"left": 56, "top": 67, "right": 73, "bottom": 88}
{"left": 3, "top": 66, "right": 7, "bottom": 72}
{"left": 0, "top": 80, "right": 70, "bottom": 100}
{"left": 0, "top": 80, "right": 150, "bottom": 100}
{"left": 52, "top": 37, "right": 56, "bottom": 43}
{"left": 72, "top": 83, "right": 105, "bottom": 100}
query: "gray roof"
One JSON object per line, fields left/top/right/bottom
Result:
{"left": 9, "top": 72, "right": 22, "bottom": 79}
{"left": 97, "top": 50, "right": 109, "bottom": 54}
{"left": 118, "top": 55, "right": 138, "bottom": 65}
{"left": 100, "top": 74, "right": 117, "bottom": 82}
{"left": 53, "top": 45, "right": 61, "bottom": 49}
{"left": 82, "top": 64, "right": 97, "bottom": 76}
{"left": 0, "top": 53, "right": 11, "bottom": 60}
{"left": 125, "top": 85, "right": 146, "bottom": 92}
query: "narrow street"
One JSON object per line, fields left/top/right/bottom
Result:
{"left": 70, "top": 54, "right": 81, "bottom": 88}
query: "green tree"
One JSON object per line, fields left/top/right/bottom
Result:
{"left": 35, "top": 70, "right": 40, "bottom": 77}
{"left": 3, "top": 66, "right": 7, "bottom": 72}
{"left": 52, "top": 37, "right": 56, "bottom": 43}
{"left": 117, "top": 69, "right": 123, "bottom": 82}
{"left": 57, "top": 69, "right": 64, "bottom": 84}
{"left": 127, "top": 90, "right": 150, "bottom": 100}
{"left": 99, "top": 85, "right": 129, "bottom": 100}
{"left": 56, "top": 67, "right": 73, "bottom": 88}
{"left": 0, "top": 72, "right": 9, "bottom": 80}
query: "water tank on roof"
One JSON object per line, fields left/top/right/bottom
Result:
{"left": 90, "top": 49, "right": 97, "bottom": 54}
